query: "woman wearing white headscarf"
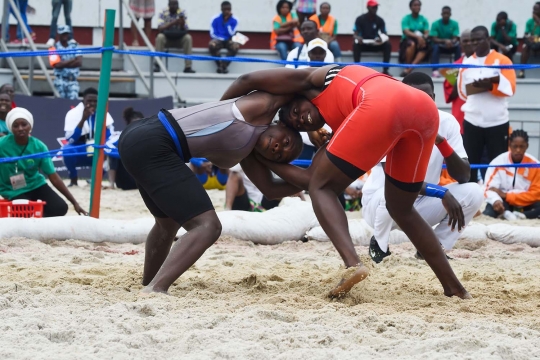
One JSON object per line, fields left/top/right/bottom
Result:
{"left": 0, "top": 108, "right": 87, "bottom": 217}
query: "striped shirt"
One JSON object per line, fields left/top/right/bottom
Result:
{"left": 158, "top": 7, "right": 188, "bottom": 29}
{"left": 297, "top": 0, "right": 317, "bottom": 13}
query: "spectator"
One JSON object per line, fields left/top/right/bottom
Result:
{"left": 296, "top": 0, "right": 317, "bottom": 25}
{"left": 306, "top": 38, "right": 332, "bottom": 64}
{"left": 155, "top": 0, "right": 195, "bottom": 73}
{"left": 52, "top": 26, "right": 82, "bottom": 100}
{"left": 483, "top": 130, "right": 540, "bottom": 220}
{"left": 490, "top": 12, "right": 518, "bottom": 61}
{"left": 189, "top": 159, "right": 229, "bottom": 190}
{"left": 0, "top": 108, "right": 87, "bottom": 217}
{"left": 399, "top": 0, "right": 430, "bottom": 77}
{"left": 63, "top": 87, "right": 115, "bottom": 187}
{"left": 443, "top": 29, "right": 474, "bottom": 134}
{"left": 0, "top": 93, "right": 12, "bottom": 136}
{"left": 457, "top": 25, "right": 516, "bottom": 184}
{"left": 0, "top": 83, "right": 16, "bottom": 108}
{"left": 518, "top": 2, "right": 540, "bottom": 79}
{"left": 271, "top": 0, "right": 303, "bottom": 60}
{"left": 105, "top": 107, "right": 143, "bottom": 190}
{"left": 46, "top": 0, "right": 72, "bottom": 46}
{"left": 352, "top": 0, "right": 391, "bottom": 75}
{"left": 209, "top": 1, "right": 239, "bottom": 74}
{"left": 309, "top": 2, "right": 341, "bottom": 60}
{"left": 430, "top": 6, "right": 460, "bottom": 78}
{"left": 129, "top": 0, "right": 155, "bottom": 47}
{"left": 286, "top": 20, "right": 333, "bottom": 69}
{"left": 3, "top": 0, "right": 36, "bottom": 44}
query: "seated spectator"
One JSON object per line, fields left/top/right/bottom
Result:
{"left": 286, "top": 21, "right": 334, "bottom": 69}
{"left": 47, "top": 0, "right": 73, "bottom": 46}
{"left": 52, "top": 26, "right": 82, "bottom": 100}
{"left": 518, "top": 2, "right": 540, "bottom": 78}
{"left": 353, "top": 0, "right": 391, "bottom": 75}
{"left": 296, "top": 0, "right": 317, "bottom": 25}
{"left": 443, "top": 29, "right": 474, "bottom": 134}
{"left": 484, "top": 130, "right": 540, "bottom": 220}
{"left": 490, "top": 12, "right": 518, "bottom": 61}
{"left": 306, "top": 38, "right": 333, "bottom": 64}
{"left": 209, "top": 1, "right": 239, "bottom": 74}
{"left": 63, "top": 87, "right": 114, "bottom": 187}
{"left": 0, "top": 83, "right": 16, "bottom": 108}
{"left": 0, "top": 93, "right": 12, "bottom": 136}
{"left": 105, "top": 107, "right": 143, "bottom": 190}
{"left": 0, "top": 108, "right": 87, "bottom": 217}
{"left": 188, "top": 158, "right": 229, "bottom": 190}
{"left": 3, "top": 0, "right": 36, "bottom": 44}
{"left": 155, "top": 0, "right": 196, "bottom": 73}
{"left": 309, "top": 2, "right": 341, "bottom": 60}
{"left": 271, "top": 0, "right": 303, "bottom": 60}
{"left": 129, "top": 0, "right": 154, "bottom": 46}
{"left": 399, "top": 0, "right": 430, "bottom": 77}
{"left": 430, "top": 6, "right": 461, "bottom": 78}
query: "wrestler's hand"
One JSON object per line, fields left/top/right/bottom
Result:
{"left": 441, "top": 191, "right": 465, "bottom": 232}
{"left": 308, "top": 129, "right": 332, "bottom": 148}
{"left": 73, "top": 203, "right": 88, "bottom": 216}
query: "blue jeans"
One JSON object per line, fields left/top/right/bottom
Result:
{"left": 63, "top": 143, "right": 94, "bottom": 179}
{"left": 328, "top": 40, "right": 342, "bottom": 59}
{"left": 275, "top": 41, "right": 302, "bottom": 60}
{"left": 3, "top": 0, "right": 32, "bottom": 40}
{"left": 50, "top": 0, "right": 72, "bottom": 40}
{"left": 431, "top": 43, "right": 462, "bottom": 70}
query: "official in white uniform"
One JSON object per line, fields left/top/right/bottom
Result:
{"left": 362, "top": 72, "right": 483, "bottom": 263}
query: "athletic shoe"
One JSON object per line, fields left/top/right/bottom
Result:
{"left": 503, "top": 210, "right": 517, "bottom": 221}
{"left": 432, "top": 70, "right": 441, "bottom": 78}
{"left": 513, "top": 211, "right": 526, "bottom": 220}
{"left": 369, "top": 236, "right": 391, "bottom": 264}
{"left": 183, "top": 68, "right": 196, "bottom": 73}
{"left": 46, "top": 38, "right": 55, "bottom": 47}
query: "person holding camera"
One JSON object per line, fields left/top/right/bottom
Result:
{"left": 155, "top": 0, "right": 196, "bottom": 73}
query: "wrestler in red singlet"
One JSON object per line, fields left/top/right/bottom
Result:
{"left": 311, "top": 65, "right": 439, "bottom": 186}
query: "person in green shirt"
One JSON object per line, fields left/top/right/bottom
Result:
{"left": 399, "top": 0, "right": 430, "bottom": 77}
{"left": 0, "top": 108, "right": 87, "bottom": 217}
{"left": 430, "top": 6, "right": 461, "bottom": 78}
{"left": 518, "top": 2, "right": 540, "bottom": 78}
{"left": 490, "top": 11, "right": 518, "bottom": 61}
{"left": 0, "top": 93, "right": 12, "bottom": 136}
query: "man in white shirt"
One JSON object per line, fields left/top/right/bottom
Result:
{"left": 62, "top": 87, "right": 115, "bottom": 186}
{"left": 285, "top": 20, "right": 334, "bottom": 69}
{"left": 362, "top": 73, "right": 483, "bottom": 263}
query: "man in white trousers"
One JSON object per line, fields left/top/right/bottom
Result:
{"left": 361, "top": 72, "right": 484, "bottom": 263}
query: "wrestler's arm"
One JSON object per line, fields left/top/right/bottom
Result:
{"left": 220, "top": 66, "right": 331, "bottom": 100}
{"left": 240, "top": 153, "right": 303, "bottom": 200}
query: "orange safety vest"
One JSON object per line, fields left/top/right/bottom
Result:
{"left": 309, "top": 14, "right": 336, "bottom": 36}
{"left": 270, "top": 13, "right": 304, "bottom": 49}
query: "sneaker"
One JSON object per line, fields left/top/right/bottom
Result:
{"left": 513, "top": 211, "right": 526, "bottom": 220}
{"left": 46, "top": 38, "right": 55, "bottom": 47}
{"left": 183, "top": 68, "right": 196, "bottom": 74}
{"left": 503, "top": 210, "right": 517, "bottom": 221}
{"left": 369, "top": 236, "right": 391, "bottom": 264}
{"left": 222, "top": 67, "right": 229, "bottom": 74}
{"left": 432, "top": 70, "right": 441, "bottom": 78}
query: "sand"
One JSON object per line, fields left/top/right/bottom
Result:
{"left": 1, "top": 183, "right": 540, "bottom": 359}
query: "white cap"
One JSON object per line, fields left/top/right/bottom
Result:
{"left": 307, "top": 38, "right": 329, "bottom": 52}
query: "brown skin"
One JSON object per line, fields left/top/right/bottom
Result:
{"left": 520, "top": 5, "right": 540, "bottom": 68}
{"left": 470, "top": 30, "right": 501, "bottom": 89}
{"left": 448, "top": 31, "right": 473, "bottom": 102}
{"left": 432, "top": 8, "right": 459, "bottom": 48}
{"left": 53, "top": 33, "right": 82, "bottom": 69}
{"left": 0, "top": 84, "right": 15, "bottom": 102}
{"left": 490, "top": 136, "right": 528, "bottom": 214}
{"left": 318, "top": 3, "right": 336, "bottom": 43}
{"left": 300, "top": 20, "right": 318, "bottom": 44}
{"left": 275, "top": 3, "right": 299, "bottom": 35}
{"left": 11, "top": 119, "right": 87, "bottom": 215}
{"left": 490, "top": 15, "right": 514, "bottom": 54}
{"left": 308, "top": 47, "right": 327, "bottom": 62}
{"left": 222, "top": 67, "right": 470, "bottom": 299}
{"left": 402, "top": 0, "right": 429, "bottom": 75}
{"left": 158, "top": 1, "right": 187, "bottom": 32}
{"left": 0, "top": 93, "right": 13, "bottom": 137}
{"left": 354, "top": 5, "right": 384, "bottom": 45}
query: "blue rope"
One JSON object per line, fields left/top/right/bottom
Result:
{"left": 0, "top": 47, "right": 114, "bottom": 58}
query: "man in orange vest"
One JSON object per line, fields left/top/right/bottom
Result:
{"left": 309, "top": 2, "right": 341, "bottom": 61}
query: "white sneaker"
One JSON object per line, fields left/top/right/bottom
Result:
{"left": 46, "top": 38, "right": 55, "bottom": 47}
{"left": 432, "top": 70, "right": 441, "bottom": 78}
{"left": 513, "top": 211, "right": 526, "bottom": 220}
{"left": 503, "top": 210, "right": 517, "bottom": 221}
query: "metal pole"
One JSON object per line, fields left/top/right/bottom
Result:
{"left": 27, "top": 55, "right": 33, "bottom": 93}
{"left": 149, "top": 55, "right": 154, "bottom": 98}
{"left": 118, "top": 0, "right": 123, "bottom": 50}
{"left": 8, "top": 0, "right": 60, "bottom": 97}
{"left": 0, "top": 38, "right": 30, "bottom": 95}
{"left": 2, "top": 0, "right": 9, "bottom": 43}
{"left": 89, "top": 9, "right": 116, "bottom": 218}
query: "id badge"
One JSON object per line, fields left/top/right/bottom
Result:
{"left": 10, "top": 173, "right": 26, "bottom": 190}
{"left": 86, "top": 139, "right": 94, "bottom": 157}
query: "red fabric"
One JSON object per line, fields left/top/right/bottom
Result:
{"left": 11, "top": 101, "right": 16, "bottom": 108}
{"left": 312, "top": 65, "right": 439, "bottom": 184}
{"left": 443, "top": 56, "right": 465, "bottom": 134}
{"left": 436, "top": 139, "right": 454, "bottom": 158}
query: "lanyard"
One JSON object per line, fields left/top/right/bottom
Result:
{"left": 87, "top": 115, "right": 95, "bottom": 140}
{"left": 14, "top": 143, "right": 29, "bottom": 173}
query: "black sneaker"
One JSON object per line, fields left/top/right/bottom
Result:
{"left": 183, "top": 67, "right": 196, "bottom": 73}
{"left": 369, "top": 236, "right": 391, "bottom": 264}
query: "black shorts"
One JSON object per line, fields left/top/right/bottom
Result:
{"left": 232, "top": 191, "right": 281, "bottom": 211}
{"left": 118, "top": 115, "right": 214, "bottom": 225}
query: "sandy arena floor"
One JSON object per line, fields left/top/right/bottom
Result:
{"left": 1, "top": 184, "right": 540, "bottom": 359}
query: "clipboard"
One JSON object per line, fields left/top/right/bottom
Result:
{"left": 465, "top": 76, "right": 499, "bottom": 96}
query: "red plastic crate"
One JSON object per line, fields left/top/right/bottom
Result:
{"left": 0, "top": 199, "right": 46, "bottom": 218}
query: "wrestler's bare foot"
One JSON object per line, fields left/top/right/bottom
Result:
{"left": 328, "top": 264, "right": 370, "bottom": 299}
{"left": 139, "top": 285, "right": 168, "bottom": 297}
{"left": 445, "top": 287, "right": 473, "bottom": 300}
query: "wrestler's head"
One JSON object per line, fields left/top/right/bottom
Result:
{"left": 278, "top": 96, "right": 325, "bottom": 131}
{"left": 255, "top": 122, "right": 303, "bottom": 163}
{"left": 402, "top": 72, "right": 435, "bottom": 100}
